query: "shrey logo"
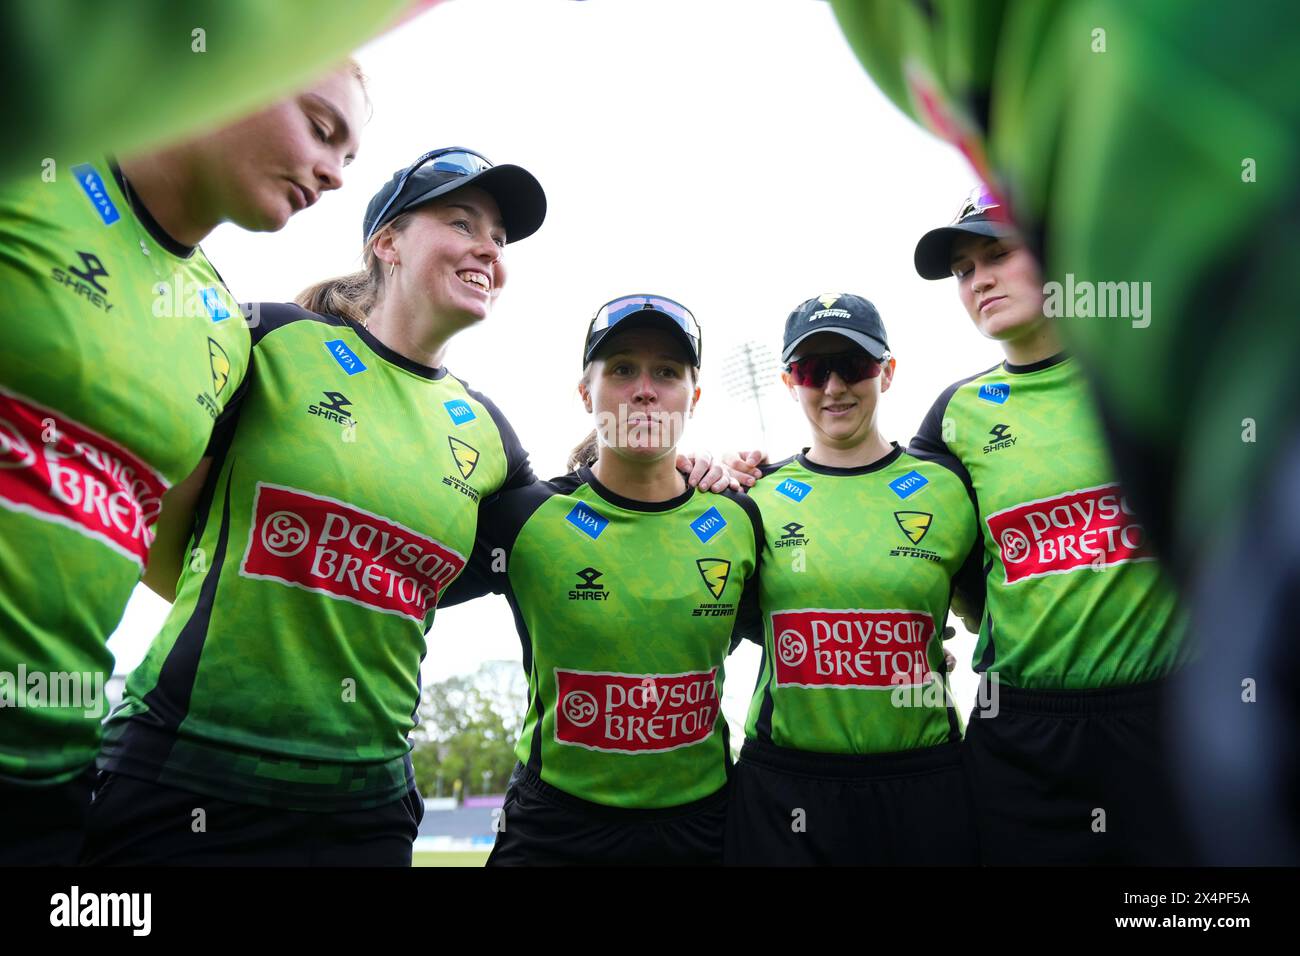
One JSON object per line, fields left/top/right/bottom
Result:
{"left": 771, "top": 609, "right": 934, "bottom": 688}
{"left": 986, "top": 483, "right": 1154, "bottom": 584}
{"left": 696, "top": 558, "right": 731, "bottom": 599}
{"left": 307, "top": 391, "right": 352, "bottom": 424}
{"left": 0, "top": 389, "right": 166, "bottom": 566}
{"left": 554, "top": 668, "right": 720, "bottom": 753}
{"left": 894, "top": 511, "right": 933, "bottom": 545}
{"left": 68, "top": 251, "right": 109, "bottom": 295}
{"left": 775, "top": 477, "right": 812, "bottom": 503}
{"left": 690, "top": 506, "right": 727, "bottom": 544}
{"left": 977, "top": 383, "right": 1011, "bottom": 405}
{"left": 448, "top": 437, "right": 479, "bottom": 479}
{"left": 240, "top": 482, "right": 465, "bottom": 622}
{"left": 207, "top": 339, "right": 230, "bottom": 395}
{"left": 575, "top": 567, "right": 603, "bottom": 589}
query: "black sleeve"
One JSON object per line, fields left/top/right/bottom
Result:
{"left": 924, "top": 452, "right": 988, "bottom": 633}
{"left": 438, "top": 477, "right": 561, "bottom": 609}
{"left": 726, "top": 489, "right": 766, "bottom": 652}
{"left": 462, "top": 383, "right": 535, "bottom": 494}
{"left": 907, "top": 382, "right": 972, "bottom": 485}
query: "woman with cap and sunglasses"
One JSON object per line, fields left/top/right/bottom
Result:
{"left": 438, "top": 295, "right": 763, "bottom": 866}
{"left": 901, "top": 188, "right": 1192, "bottom": 864}
{"left": 0, "top": 63, "right": 368, "bottom": 865}
{"left": 78, "top": 148, "right": 552, "bottom": 866}
{"left": 722, "top": 294, "right": 983, "bottom": 866}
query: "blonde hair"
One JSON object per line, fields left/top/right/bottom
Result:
{"left": 295, "top": 211, "right": 414, "bottom": 324}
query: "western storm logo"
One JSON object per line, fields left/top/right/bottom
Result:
{"left": 207, "top": 338, "right": 230, "bottom": 395}
{"left": 986, "top": 483, "right": 1154, "bottom": 583}
{"left": 692, "top": 558, "right": 735, "bottom": 617}
{"left": 696, "top": 558, "right": 731, "bottom": 599}
{"left": 891, "top": 511, "right": 940, "bottom": 562}
{"left": 568, "top": 566, "right": 610, "bottom": 601}
{"left": 307, "top": 391, "right": 353, "bottom": 425}
{"left": 240, "top": 483, "right": 466, "bottom": 622}
{"left": 441, "top": 437, "right": 481, "bottom": 502}
{"left": 894, "top": 511, "right": 932, "bottom": 545}
{"left": 809, "top": 293, "right": 852, "bottom": 321}
{"left": 448, "top": 437, "right": 479, "bottom": 479}
{"left": 771, "top": 609, "right": 935, "bottom": 688}
{"left": 554, "top": 668, "right": 721, "bottom": 753}
{"left": 983, "top": 423, "right": 1017, "bottom": 454}
{"left": 775, "top": 521, "right": 808, "bottom": 549}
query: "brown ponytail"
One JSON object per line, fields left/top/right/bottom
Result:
{"left": 293, "top": 211, "right": 414, "bottom": 325}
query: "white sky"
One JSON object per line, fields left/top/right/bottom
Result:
{"left": 107, "top": 0, "right": 1003, "bottom": 734}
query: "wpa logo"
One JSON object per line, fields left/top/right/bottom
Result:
{"left": 888, "top": 470, "right": 929, "bottom": 500}
{"left": 774, "top": 478, "right": 812, "bottom": 503}
{"left": 977, "top": 383, "right": 1010, "bottom": 405}
{"left": 71, "top": 164, "right": 121, "bottom": 225}
{"left": 324, "top": 339, "right": 367, "bottom": 376}
{"left": 443, "top": 399, "right": 476, "bottom": 426}
{"left": 690, "top": 506, "right": 727, "bottom": 543}
{"left": 565, "top": 502, "right": 609, "bottom": 540}
{"left": 200, "top": 287, "right": 230, "bottom": 322}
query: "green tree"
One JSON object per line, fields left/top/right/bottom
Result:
{"left": 410, "top": 661, "right": 526, "bottom": 800}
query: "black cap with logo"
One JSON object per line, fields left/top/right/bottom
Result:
{"left": 363, "top": 147, "right": 547, "bottom": 244}
{"left": 781, "top": 293, "right": 890, "bottom": 364}
{"left": 913, "top": 185, "right": 1018, "bottom": 280}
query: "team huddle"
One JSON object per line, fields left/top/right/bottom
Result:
{"left": 0, "top": 56, "right": 1192, "bottom": 866}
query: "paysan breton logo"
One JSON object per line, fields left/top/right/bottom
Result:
{"left": 443, "top": 399, "right": 476, "bottom": 426}
{"left": 554, "top": 667, "right": 720, "bottom": 754}
{"left": 0, "top": 388, "right": 167, "bottom": 567}
{"left": 565, "top": 501, "right": 609, "bottom": 540}
{"left": 888, "top": 470, "right": 929, "bottom": 500}
{"left": 690, "top": 506, "right": 727, "bottom": 543}
{"left": 774, "top": 477, "right": 812, "bottom": 503}
{"left": 978, "top": 383, "right": 1011, "bottom": 405}
{"left": 239, "top": 482, "right": 466, "bottom": 623}
{"left": 771, "top": 608, "right": 934, "bottom": 689}
{"left": 324, "top": 340, "right": 367, "bottom": 376}
{"left": 986, "top": 483, "right": 1154, "bottom": 584}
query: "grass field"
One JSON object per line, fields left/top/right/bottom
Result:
{"left": 412, "top": 851, "right": 490, "bottom": 867}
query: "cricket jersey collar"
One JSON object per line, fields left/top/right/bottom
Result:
{"left": 349, "top": 320, "right": 448, "bottom": 380}
{"left": 796, "top": 442, "right": 903, "bottom": 476}
{"left": 109, "top": 160, "right": 196, "bottom": 259}
{"left": 577, "top": 465, "right": 697, "bottom": 513}
{"left": 1002, "top": 352, "right": 1071, "bottom": 375}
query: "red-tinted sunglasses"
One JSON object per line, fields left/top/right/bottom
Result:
{"left": 786, "top": 352, "right": 882, "bottom": 388}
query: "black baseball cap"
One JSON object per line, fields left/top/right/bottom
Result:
{"left": 583, "top": 295, "right": 701, "bottom": 368}
{"left": 781, "top": 294, "right": 890, "bottom": 364}
{"left": 362, "top": 147, "right": 546, "bottom": 244}
{"left": 913, "top": 185, "right": 1018, "bottom": 280}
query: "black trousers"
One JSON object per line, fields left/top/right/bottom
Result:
{"left": 964, "top": 676, "right": 1197, "bottom": 865}
{"left": 79, "top": 770, "right": 423, "bottom": 866}
{"left": 724, "top": 738, "right": 979, "bottom": 866}
{"left": 486, "top": 763, "right": 728, "bottom": 866}
{"left": 0, "top": 766, "right": 96, "bottom": 865}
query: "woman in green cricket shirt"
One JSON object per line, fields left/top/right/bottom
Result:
{"left": 440, "top": 295, "right": 762, "bottom": 866}
{"left": 79, "top": 148, "right": 550, "bottom": 866}
{"left": 723, "top": 294, "right": 982, "bottom": 866}
{"left": 0, "top": 64, "right": 368, "bottom": 865}
{"left": 903, "top": 188, "right": 1191, "bottom": 864}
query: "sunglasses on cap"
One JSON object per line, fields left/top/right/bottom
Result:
{"left": 586, "top": 294, "right": 702, "bottom": 365}
{"left": 786, "top": 352, "right": 883, "bottom": 388}
{"left": 954, "top": 184, "right": 1004, "bottom": 223}
{"left": 364, "top": 147, "right": 494, "bottom": 241}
